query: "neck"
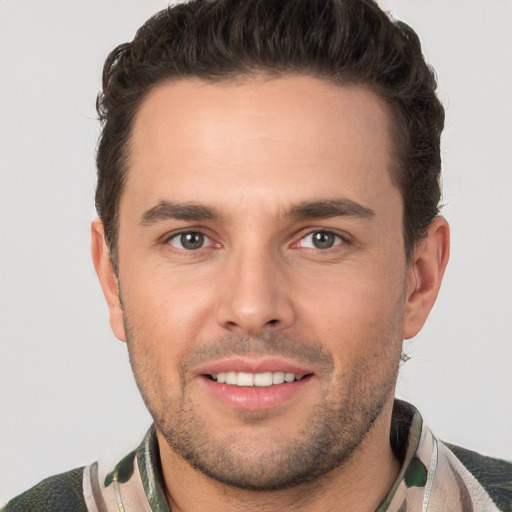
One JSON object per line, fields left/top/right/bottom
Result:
{"left": 157, "top": 398, "right": 400, "bottom": 512}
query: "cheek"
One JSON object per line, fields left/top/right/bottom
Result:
{"left": 121, "top": 270, "right": 215, "bottom": 353}
{"left": 296, "top": 261, "right": 406, "bottom": 353}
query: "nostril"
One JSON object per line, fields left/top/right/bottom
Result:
{"left": 267, "top": 319, "right": 279, "bottom": 326}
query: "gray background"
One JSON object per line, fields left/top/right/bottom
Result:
{"left": 1, "top": 0, "right": 511, "bottom": 503}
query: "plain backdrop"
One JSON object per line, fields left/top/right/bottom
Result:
{"left": 1, "top": 0, "right": 511, "bottom": 503}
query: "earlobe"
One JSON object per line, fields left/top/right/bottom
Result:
{"left": 403, "top": 216, "right": 450, "bottom": 339}
{"left": 91, "top": 219, "right": 126, "bottom": 342}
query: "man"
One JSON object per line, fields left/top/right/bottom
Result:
{"left": 2, "top": 0, "right": 510, "bottom": 510}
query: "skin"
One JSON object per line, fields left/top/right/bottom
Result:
{"left": 92, "top": 75, "right": 449, "bottom": 511}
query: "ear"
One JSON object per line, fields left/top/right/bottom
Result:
{"left": 91, "top": 219, "right": 126, "bottom": 342}
{"left": 403, "top": 216, "right": 450, "bottom": 339}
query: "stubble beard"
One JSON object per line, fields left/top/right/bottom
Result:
{"left": 125, "top": 324, "right": 401, "bottom": 492}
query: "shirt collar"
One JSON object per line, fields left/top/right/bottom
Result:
{"left": 136, "top": 399, "right": 424, "bottom": 512}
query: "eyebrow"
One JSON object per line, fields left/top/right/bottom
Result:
{"left": 285, "top": 199, "right": 375, "bottom": 221}
{"left": 140, "top": 198, "right": 375, "bottom": 226}
{"left": 140, "top": 201, "right": 223, "bottom": 225}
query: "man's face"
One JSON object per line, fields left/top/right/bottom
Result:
{"left": 110, "top": 76, "right": 415, "bottom": 489}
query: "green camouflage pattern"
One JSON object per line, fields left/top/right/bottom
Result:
{"left": 3, "top": 400, "right": 510, "bottom": 511}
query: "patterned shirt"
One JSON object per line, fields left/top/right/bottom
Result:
{"left": 3, "top": 400, "right": 511, "bottom": 511}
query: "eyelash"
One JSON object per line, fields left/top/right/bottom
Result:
{"left": 293, "top": 230, "right": 346, "bottom": 250}
{"left": 164, "top": 228, "right": 349, "bottom": 253}
{"left": 165, "top": 230, "right": 217, "bottom": 251}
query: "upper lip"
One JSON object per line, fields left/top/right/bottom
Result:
{"left": 194, "top": 356, "right": 314, "bottom": 377}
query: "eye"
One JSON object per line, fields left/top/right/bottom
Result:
{"left": 298, "top": 231, "right": 344, "bottom": 250}
{"left": 167, "top": 231, "right": 212, "bottom": 251}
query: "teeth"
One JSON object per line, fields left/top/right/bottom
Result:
{"left": 225, "top": 372, "right": 237, "bottom": 385}
{"left": 253, "top": 372, "right": 272, "bottom": 387}
{"left": 272, "top": 372, "right": 285, "bottom": 384}
{"left": 211, "top": 371, "right": 304, "bottom": 387}
{"left": 237, "top": 372, "right": 254, "bottom": 387}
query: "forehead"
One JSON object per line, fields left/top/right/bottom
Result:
{"left": 122, "top": 75, "right": 398, "bottom": 219}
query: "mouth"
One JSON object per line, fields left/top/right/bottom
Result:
{"left": 196, "top": 359, "right": 315, "bottom": 411}
{"left": 206, "top": 371, "right": 309, "bottom": 387}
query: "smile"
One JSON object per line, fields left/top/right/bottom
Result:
{"left": 210, "top": 371, "right": 306, "bottom": 387}
{"left": 199, "top": 363, "right": 314, "bottom": 410}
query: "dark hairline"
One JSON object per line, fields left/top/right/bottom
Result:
{"left": 96, "top": 0, "right": 444, "bottom": 274}
{"left": 105, "top": 71, "right": 413, "bottom": 272}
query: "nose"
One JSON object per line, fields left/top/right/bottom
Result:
{"left": 215, "top": 247, "right": 296, "bottom": 335}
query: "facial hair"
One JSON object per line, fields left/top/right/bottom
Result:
{"left": 124, "top": 324, "right": 401, "bottom": 491}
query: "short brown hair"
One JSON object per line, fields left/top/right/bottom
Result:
{"left": 96, "top": 0, "right": 444, "bottom": 271}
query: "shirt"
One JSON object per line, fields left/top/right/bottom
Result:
{"left": 3, "top": 400, "right": 511, "bottom": 511}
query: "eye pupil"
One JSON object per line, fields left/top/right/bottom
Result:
{"left": 312, "top": 231, "right": 335, "bottom": 249}
{"left": 181, "top": 232, "right": 204, "bottom": 250}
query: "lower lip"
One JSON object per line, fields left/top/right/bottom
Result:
{"left": 199, "top": 375, "right": 312, "bottom": 411}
